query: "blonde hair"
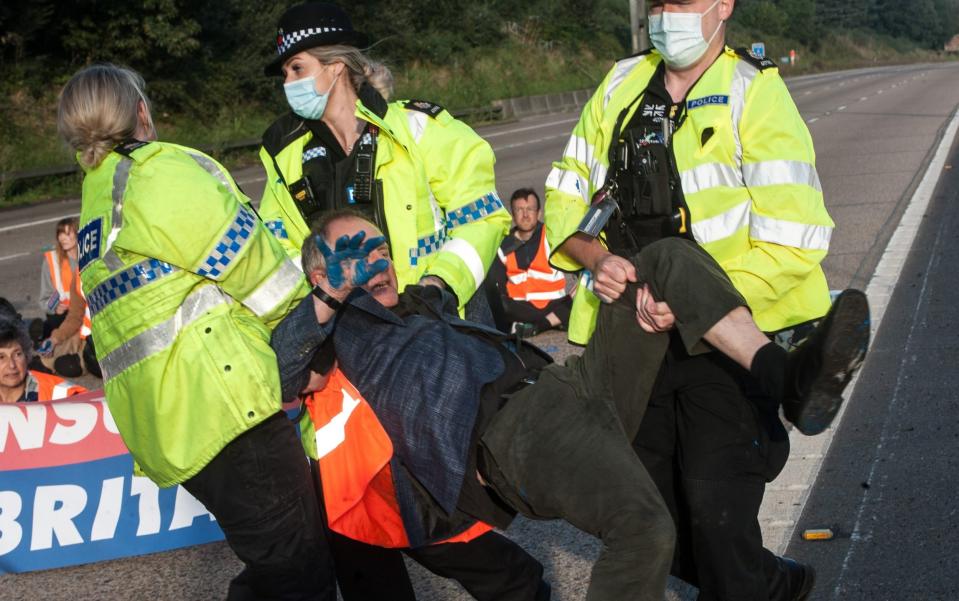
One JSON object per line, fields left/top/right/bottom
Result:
{"left": 306, "top": 45, "right": 394, "bottom": 101}
{"left": 57, "top": 64, "right": 151, "bottom": 168}
{"left": 54, "top": 217, "right": 79, "bottom": 264}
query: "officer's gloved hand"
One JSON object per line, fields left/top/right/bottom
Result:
{"left": 315, "top": 231, "right": 389, "bottom": 293}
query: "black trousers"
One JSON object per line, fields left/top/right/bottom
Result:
{"left": 328, "top": 528, "right": 548, "bottom": 601}
{"left": 479, "top": 238, "right": 748, "bottom": 601}
{"left": 182, "top": 412, "right": 336, "bottom": 601}
{"left": 634, "top": 330, "right": 792, "bottom": 601}
{"left": 500, "top": 296, "right": 572, "bottom": 328}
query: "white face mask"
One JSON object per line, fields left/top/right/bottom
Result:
{"left": 649, "top": 0, "right": 723, "bottom": 70}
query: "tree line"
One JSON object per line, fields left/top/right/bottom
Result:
{"left": 735, "top": 0, "right": 959, "bottom": 51}
{"left": 0, "top": 0, "right": 955, "bottom": 116}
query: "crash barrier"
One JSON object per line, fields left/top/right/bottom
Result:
{"left": 493, "top": 89, "right": 592, "bottom": 120}
{"left": 0, "top": 392, "right": 224, "bottom": 574}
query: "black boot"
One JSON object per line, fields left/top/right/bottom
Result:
{"left": 783, "top": 289, "right": 870, "bottom": 435}
{"left": 767, "top": 555, "right": 816, "bottom": 601}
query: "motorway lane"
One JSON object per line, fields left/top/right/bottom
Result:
{"left": 783, "top": 117, "right": 959, "bottom": 600}
{"left": 2, "top": 61, "right": 959, "bottom": 600}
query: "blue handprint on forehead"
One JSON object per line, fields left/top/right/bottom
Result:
{"left": 316, "top": 230, "right": 389, "bottom": 288}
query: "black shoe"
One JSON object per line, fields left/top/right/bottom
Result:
{"left": 512, "top": 322, "right": 540, "bottom": 338}
{"left": 783, "top": 289, "right": 871, "bottom": 435}
{"left": 781, "top": 557, "right": 816, "bottom": 601}
{"left": 28, "top": 318, "right": 45, "bottom": 346}
{"left": 54, "top": 354, "right": 83, "bottom": 378}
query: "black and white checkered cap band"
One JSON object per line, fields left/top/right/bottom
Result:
{"left": 277, "top": 27, "right": 345, "bottom": 55}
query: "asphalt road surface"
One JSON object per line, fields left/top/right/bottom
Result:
{"left": 2, "top": 60, "right": 959, "bottom": 600}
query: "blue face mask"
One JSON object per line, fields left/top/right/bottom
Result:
{"left": 284, "top": 73, "right": 338, "bottom": 121}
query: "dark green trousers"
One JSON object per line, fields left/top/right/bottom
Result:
{"left": 479, "top": 238, "right": 747, "bottom": 601}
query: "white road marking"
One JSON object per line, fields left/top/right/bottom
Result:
{"left": 493, "top": 133, "right": 568, "bottom": 151}
{"left": 837, "top": 105, "right": 847, "bottom": 111}
{"left": 807, "top": 118, "right": 819, "bottom": 123}
{"left": 0, "top": 213, "right": 81, "bottom": 234}
{"left": 0, "top": 252, "right": 29, "bottom": 262}
{"left": 483, "top": 117, "right": 579, "bottom": 139}
{"left": 859, "top": 97, "right": 868, "bottom": 101}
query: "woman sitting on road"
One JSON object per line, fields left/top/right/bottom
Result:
{"left": 36, "top": 217, "right": 80, "bottom": 337}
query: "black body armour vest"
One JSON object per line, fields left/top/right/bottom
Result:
{"left": 604, "top": 64, "right": 693, "bottom": 256}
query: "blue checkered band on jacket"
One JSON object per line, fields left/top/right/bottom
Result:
{"left": 277, "top": 27, "right": 345, "bottom": 55}
{"left": 87, "top": 258, "right": 178, "bottom": 316}
{"left": 302, "top": 146, "right": 327, "bottom": 163}
{"left": 409, "top": 193, "right": 504, "bottom": 266}
{"left": 445, "top": 193, "right": 503, "bottom": 229}
{"left": 265, "top": 219, "right": 289, "bottom": 240}
{"left": 409, "top": 230, "right": 447, "bottom": 266}
{"left": 196, "top": 206, "right": 258, "bottom": 279}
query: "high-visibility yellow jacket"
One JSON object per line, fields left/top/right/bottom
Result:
{"left": 258, "top": 89, "right": 511, "bottom": 310}
{"left": 546, "top": 47, "right": 834, "bottom": 344}
{"left": 77, "top": 141, "right": 307, "bottom": 487}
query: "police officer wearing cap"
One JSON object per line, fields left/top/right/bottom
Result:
{"left": 257, "top": 4, "right": 548, "bottom": 601}
{"left": 544, "top": 0, "right": 844, "bottom": 599}
{"left": 259, "top": 2, "right": 511, "bottom": 320}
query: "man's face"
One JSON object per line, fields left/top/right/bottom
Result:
{"left": 511, "top": 195, "right": 539, "bottom": 233}
{"left": 649, "top": 0, "right": 731, "bottom": 47}
{"left": 0, "top": 341, "right": 27, "bottom": 390}
{"left": 321, "top": 217, "right": 400, "bottom": 308}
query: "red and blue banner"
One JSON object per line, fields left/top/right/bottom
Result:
{"left": 0, "top": 392, "right": 225, "bottom": 574}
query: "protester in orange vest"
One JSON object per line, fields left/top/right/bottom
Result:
{"left": 36, "top": 218, "right": 80, "bottom": 336}
{"left": 489, "top": 189, "right": 571, "bottom": 337}
{"left": 299, "top": 317, "right": 550, "bottom": 600}
{"left": 0, "top": 319, "right": 86, "bottom": 403}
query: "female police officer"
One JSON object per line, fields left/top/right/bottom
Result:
{"left": 256, "top": 4, "right": 550, "bottom": 601}
{"left": 258, "top": 2, "right": 510, "bottom": 317}
{"left": 58, "top": 64, "right": 334, "bottom": 600}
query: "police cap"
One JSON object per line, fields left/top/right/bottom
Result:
{"left": 265, "top": 2, "right": 369, "bottom": 77}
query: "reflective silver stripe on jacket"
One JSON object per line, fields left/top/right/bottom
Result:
{"left": 99, "top": 285, "right": 229, "bottom": 382}
{"left": 102, "top": 157, "right": 134, "bottom": 272}
{"left": 87, "top": 258, "right": 179, "bottom": 317}
{"left": 187, "top": 152, "right": 232, "bottom": 191}
{"left": 241, "top": 259, "right": 303, "bottom": 318}
{"left": 742, "top": 160, "right": 822, "bottom": 192}
{"left": 405, "top": 110, "right": 429, "bottom": 143}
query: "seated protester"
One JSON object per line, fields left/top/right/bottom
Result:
{"left": 488, "top": 189, "right": 571, "bottom": 336}
{"left": 36, "top": 217, "right": 81, "bottom": 340}
{"left": 272, "top": 210, "right": 870, "bottom": 601}
{"left": 36, "top": 274, "right": 99, "bottom": 379}
{"left": 0, "top": 319, "right": 86, "bottom": 403}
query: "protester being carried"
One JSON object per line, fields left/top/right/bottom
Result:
{"left": 272, "top": 210, "right": 869, "bottom": 601}
{"left": 488, "top": 188, "right": 572, "bottom": 337}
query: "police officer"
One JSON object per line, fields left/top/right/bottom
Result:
{"left": 545, "top": 0, "right": 852, "bottom": 599}
{"left": 58, "top": 64, "right": 334, "bottom": 600}
{"left": 258, "top": 2, "right": 510, "bottom": 319}
{"left": 257, "top": 4, "right": 548, "bottom": 601}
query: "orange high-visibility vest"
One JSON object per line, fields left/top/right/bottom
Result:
{"left": 306, "top": 368, "right": 492, "bottom": 548}
{"left": 43, "top": 250, "right": 75, "bottom": 311}
{"left": 29, "top": 370, "right": 87, "bottom": 401}
{"left": 498, "top": 230, "right": 567, "bottom": 309}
